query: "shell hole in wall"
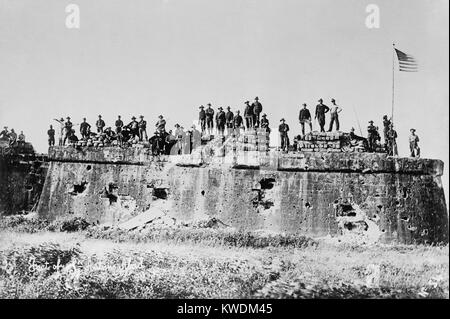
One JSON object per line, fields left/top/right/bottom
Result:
{"left": 86, "top": 165, "right": 92, "bottom": 171}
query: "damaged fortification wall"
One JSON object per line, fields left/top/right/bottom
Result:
{"left": 37, "top": 146, "right": 448, "bottom": 244}
{"left": 0, "top": 153, "right": 48, "bottom": 214}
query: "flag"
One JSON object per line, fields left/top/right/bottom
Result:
{"left": 394, "top": 48, "right": 418, "bottom": 72}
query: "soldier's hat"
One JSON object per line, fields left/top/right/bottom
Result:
{"left": 226, "top": 106, "right": 231, "bottom": 110}
{"left": 60, "top": 117, "right": 64, "bottom": 121}
{"left": 236, "top": 110, "right": 240, "bottom": 113}
{"left": 350, "top": 127, "right": 355, "bottom": 131}
{"left": 318, "top": 98, "right": 323, "bottom": 102}
{"left": 369, "top": 120, "right": 374, "bottom": 124}
{"left": 383, "top": 115, "right": 388, "bottom": 119}
{"left": 175, "top": 123, "right": 180, "bottom": 128}
{"left": 139, "top": 115, "right": 144, "bottom": 118}
{"left": 3, "top": 126, "right": 7, "bottom": 129}
{"left": 218, "top": 107, "right": 223, "bottom": 110}
{"left": 83, "top": 117, "right": 86, "bottom": 120}
{"left": 158, "top": 115, "right": 163, "bottom": 118}
{"left": 280, "top": 118, "right": 285, "bottom": 122}
{"left": 302, "top": 103, "right": 307, "bottom": 106}
{"left": 207, "top": 103, "right": 211, "bottom": 106}
{"left": 262, "top": 113, "right": 267, "bottom": 117}
{"left": 118, "top": 115, "right": 121, "bottom": 118}
{"left": 245, "top": 101, "right": 250, "bottom": 104}
{"left": 331, "top": 98, "right": 336, "bottom": 102}
{"left": 66, "top": 116, "right": 71, "bottom": 120}
{"left": 255, "top": 96, "right": 259, "bottom": 100}
{"left": 410, "top": 128, "right": 416, "bottom": 132}
{"left": 199, "top": 105, "right": 204, "bottom": 109}
{"left": 98, "top": 115, "right": 102, "bottom": 117}
{"left": 131, "top": 116, "right": 136, "bottom": 119}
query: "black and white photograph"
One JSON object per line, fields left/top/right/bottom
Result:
{"left": 0, "top": 0, "right": 448, "bottom": 306}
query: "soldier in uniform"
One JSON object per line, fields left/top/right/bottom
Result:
{"left": 367, "top": 120, "right": 379, "bottom": 152}
{"left": 252, "top": 96, "right": 263, "bottom": 128}
{"left": 198, "top": 105, "right": 206, "bottom": 135}
{"left": 127, "top": 116, "right": 139, "bottom": 140}
{"left": 53, "top": 117, "right": 65, "bottom": 146}
{"left": 215, "top": 107, "right": 226, "bottom": 136}
{"left": 9, "top": 128, "right": 17, "bottom": 146}
{"left": 233, "top": 110, "right": 243, "bottom": 137}
{"left": 18, "top": 131, "right": 25, "bottom": 147}
{"left": 315, "top": 98, "right": 330, "bottom": 132}
{"left": 225, "top": 106, "right": 234, "bottom": 136}
{"left": 115, "top": 116, "right": 124, "bottom": 134}
{"left": 80, "top": 118, "right": 91, "bottom": 140}
{"left": 409, "top": 128, "right": 420, "bottom": 158}
{"left": 47, "top": 125, "right": 55, "bottom": 146}
{"left": 382, "top": 115, "right": 391, "bottom": 148}
{"left": 244, "top": 101, "right": 253, "bottom": 130}
{"left": 299, "top": 103, "right": 313, "bottom": 136}
{"left": 138, "top": 115, "right": 148, "bottom": 141}
{"left": 205, "top": 103, "right": 214, "bottom": 135}
{"left": 387, "top": 123, "right": 398, "bottom": 156}
{"left": 328, "top": 98, "right": 342, "bottom": 131}
{"left": 278, "top": 118, "right": 290, "bottom": 152}
{"left": 63, "top": 117, "right": 73, "bottom": 146}
{"left": 96, "top": 115, "right": 105, "bottom": 134}
{"left": 260, "top": 113, "right": 270, "bottom": 134}
{"left": 155, "top": 115, "right": 166, "bottom": 134}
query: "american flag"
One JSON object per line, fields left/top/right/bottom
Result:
{"left": 394, "top": 48, "right": 418, "bottom": 72}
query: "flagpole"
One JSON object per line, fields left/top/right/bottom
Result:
{"left": 392, "top": 43, "right": 395, "bottom": 124}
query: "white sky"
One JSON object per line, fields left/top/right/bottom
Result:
{"left": 0, "top": 0, "right": 448, "bottom": 200}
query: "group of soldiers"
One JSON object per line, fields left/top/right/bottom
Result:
{"left": 46, "top": 94, "right": 421, "bottom": 157}
{"left": 0, "top": 126, "right": 26, "bottom": 147}
{"left": 198, "top": 96, "right": 268, "bottom": 137}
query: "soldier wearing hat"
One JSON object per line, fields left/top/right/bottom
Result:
{"left": 47, "top": 125, "right": 55, "bottom": 146}
{"left": 233, "top": 110, "right": 244, "bottom": 137}
{"left": 279, "top": 118, "right": 290, "bottom": 152}
{"left": 244, "top": 101, "right": 254, "bottom": 130}
{"left": 409, "top": 128, "right": 420, "bottom": 158}
{"left": 96, "top": 115, "right": 105, "bottom": 134}
{"left": 115, "top": 115, "right": 124, "bottom": 134}
{"left": 299, "top": 103, "right": 313, "bottom": 136}
{"left": 328, "top": 98, "right": 342, "bottom": 132}
{"left": 382, "top": 115, "right": 391, "bottom": 147}
{"left": 80, "top": 117, "right": 91, "bottom": 140}
{"left": 315, "top": 98, "right": 330, "bottom": 132}
{"left": 127, "top": 116, "right": 139, "bottom": 140}
{"left": 138, "top": 115, "right": 148, "bottom": 141}
{"left": 387, "top": 122, "right": 398, "bottom": 156}
{"left": 225, "top": 106, "right": 234, "bottom": 136}
{"left": 205, "top": 103, "right": 215, "bottom": 135}
{"left": 215, "top": 107, "right": 226, "bottom": 136}
{"left": 252, "top": 96, "right": 263, "bottom": 128}
{"left": 260, "top": 113, "right": 270, "bottom": 134}
{"left": 63, "top": 117, "right": 73, "bottom": 146}
{"left": 198, "top": 106, "right": 206, "bottom": 135}
{"left": 52, "top": 117, "right": 65, "bottom": 146}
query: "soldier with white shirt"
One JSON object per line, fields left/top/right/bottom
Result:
{"left": 328, "top": 98, "right": 342, "bottom": 132}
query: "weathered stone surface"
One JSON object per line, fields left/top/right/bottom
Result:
{"left": 37, "top": 146, "right": 448, "bottom": 244}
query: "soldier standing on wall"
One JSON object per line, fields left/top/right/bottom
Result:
{"left": 279, "top": 118, "right": 290, "bottom": 152}
{"left": 47, "top": 125, "right": 55, "bottom": 146}
{"left": 387, "top": 123, "right": 398, "bottom": 156}
{"left": 260, "top": 113, "right": 270, "bottom": 134}
{"left": 367, "top": 120, "right": 378, "bottom": 152}
{"left": 299, "top": 103, "right": 313, "bottom": 136}
{"left": 53, "top": 117, "right": 65, "bottom": 146}
{"left": 18, "top": 131, "right": 25, "bottom": 147}
{"left": 80, "top": 118, "right": 91, "bottom": 140}
{"left": 315, "top": 98, "right": 330, "bottom": 132}
{"left": 382, "top": 115, "right": 391, "bottom": 149}
{"left": 155, "top": 115, "right": 166, "bottom": 134}
{"left": 409, "top": 128, "right": 420, "bottom": 158}
{"left": 244, "top": 101, "right": 253, "bottom": 130}
{"left": 0, "top": 126, "right": 9, "bottom": 140}
{"left": 96, "top": 115, "right": 105, "bottom": 134}
{"left": 8, "top": 128, "right": 17, "bottom": 147}
{"left": 198, "top": 105, "right": 206, "bottom": 135}
{"left": 215, "top": 107, "right": 226, "bottom": 136}
{"left": 328, "top": 98, "right": 342, "bottom": 132}
{"left": 252, "top": 96, "right": 263, "bottom": 128}
{"left": 63, "top": 117, "right": 73, "bottom": 146}
{"left": 233, "top": 110, "right": 243, "bottom": 137}
{"left": 225, "top": 106, "right": 234, "bottom": 136}
{"left": 138, "top": 115, "right": 148, "bottom": 142}
{"left": 205, "top": 103, "right": 214, "bottom": 136}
